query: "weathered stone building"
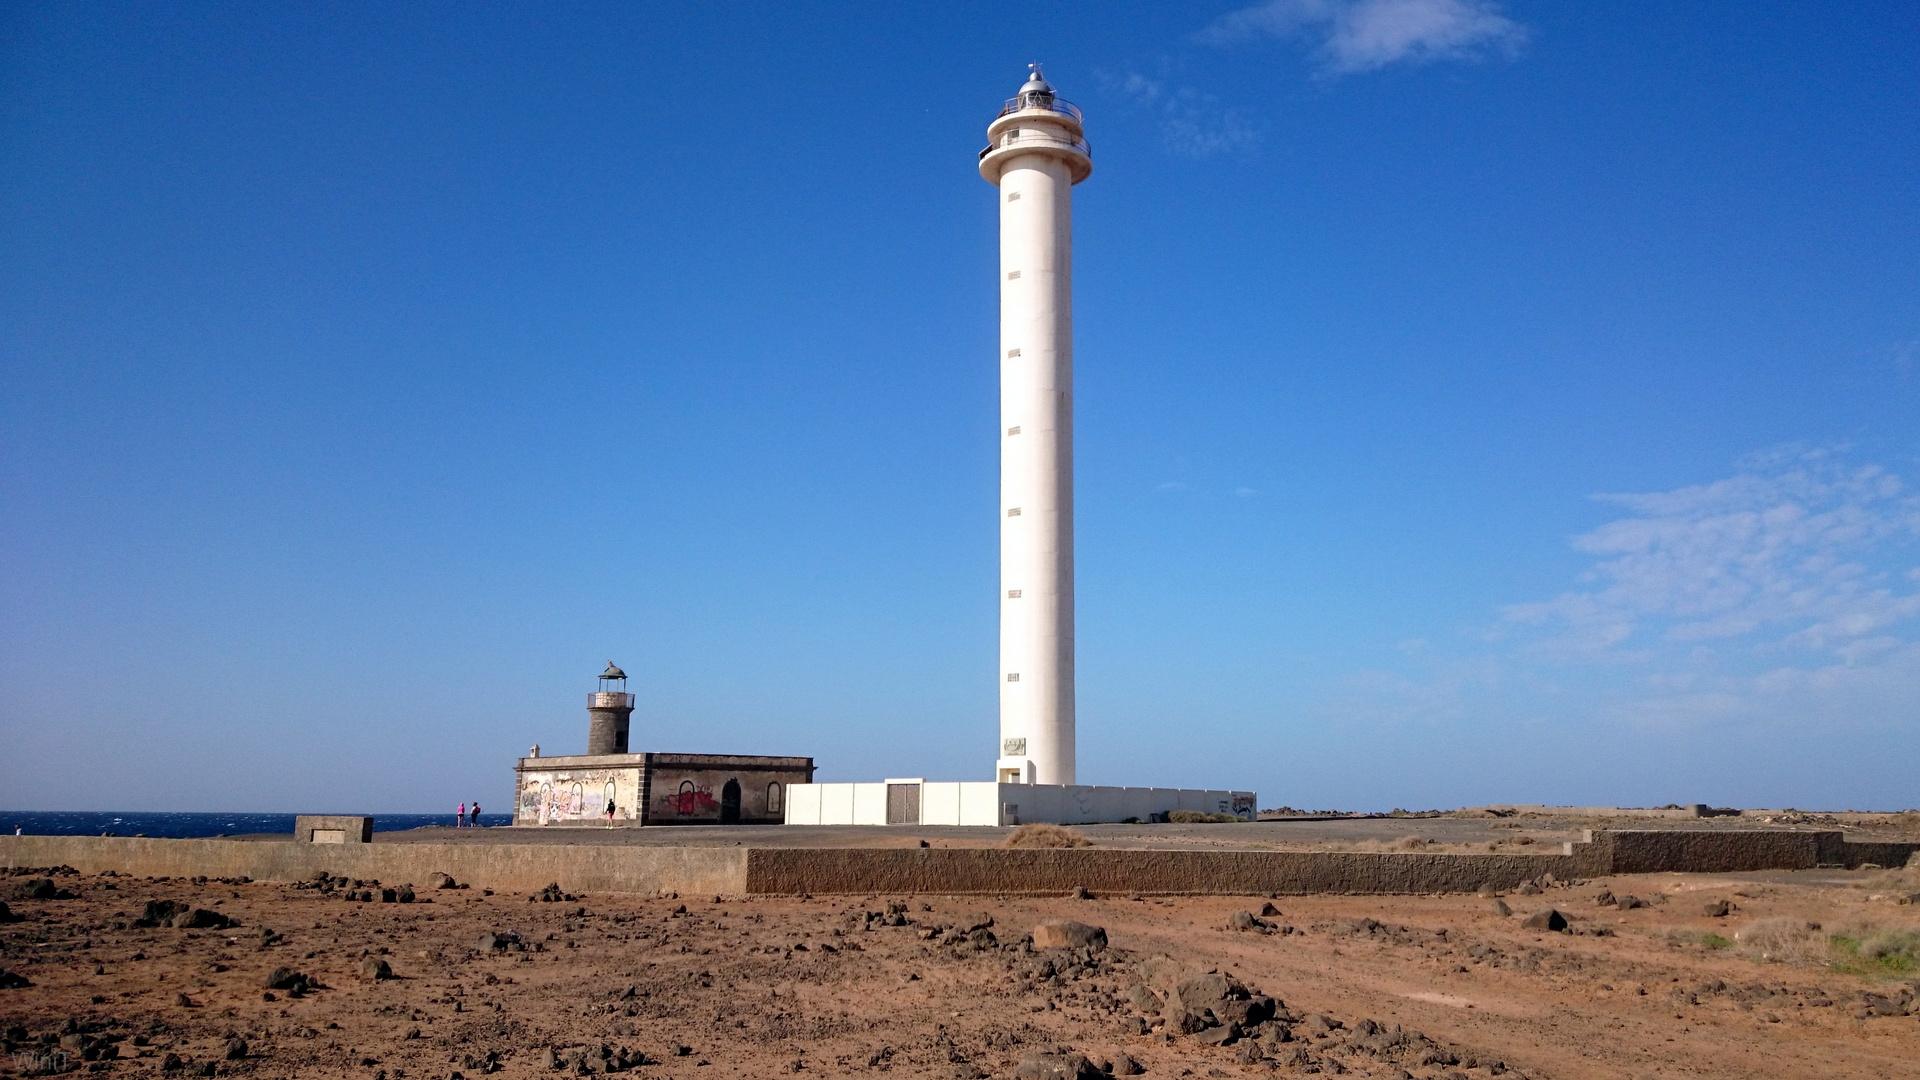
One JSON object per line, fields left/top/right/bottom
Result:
{"left": 513, "top": 665, "right": 814, "bottom": 827}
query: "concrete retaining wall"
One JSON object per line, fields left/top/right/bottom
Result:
{"left": 3, "top": 829, "right": 1913, "bottom": 897}
{"left": 0, "top": 836, "right": 746, "bottom": 897}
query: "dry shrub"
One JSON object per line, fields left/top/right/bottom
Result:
{"left": 1733, "top": 918, "right": 1830, "bottom": 966}
{"left": 1003, "top": 823, "right": 1092, "bottom": 849}
{"left": 1399, "top": 837, "right": 1429, "bottom": 850}
{"left": 1834, "top": 926, "right": 1920, "bottom": 974}
{"left": 1165, "top": 810, "right": 1244, "bottom": 824}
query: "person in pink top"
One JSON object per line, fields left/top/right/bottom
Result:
{"left": 456, "top": 802, "right": 466, "bottom": 828}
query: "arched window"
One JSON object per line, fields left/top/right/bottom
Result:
{"left": 767, "top": 782, "right": 783, "bottom": 814}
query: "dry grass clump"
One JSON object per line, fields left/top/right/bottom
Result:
{"left": 1003, "top": 823, "right": 1092, "bottom": 849}
{"left": 1733, "top": 918, "right": 1830, "bottom": 965}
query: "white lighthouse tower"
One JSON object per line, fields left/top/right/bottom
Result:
{"left": 778, "top": 71, "right": 1255, "bottom": 829}
{"left": 981, "top": 66, "right": 1092, "bottom": 787}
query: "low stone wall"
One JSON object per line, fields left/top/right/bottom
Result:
{"left": 1815, "top": 836, "right": 1920, "bottom": 870}
{"left": 1591, "top": 829, "right": 1824, "bottom": 875}
{"left": 745, "top": 847, "right": 1578, "bottom": 896}
{"left": 1590, "top": 830, "right": 1919, "bottom": 874}
{"left": 0, "top": 836, "right": 746, "bottom": 896}
{"left": 3, "top": 829, "right": 1913, "bottom": 897}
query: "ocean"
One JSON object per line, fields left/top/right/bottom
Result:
{"left": 0, "top": 811, "right": 513, "bottom": 838}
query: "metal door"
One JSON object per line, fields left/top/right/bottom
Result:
{"left": 886, "top": 783, "right": 921, "bottom": 825}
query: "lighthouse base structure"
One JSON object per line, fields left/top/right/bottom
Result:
{"left": 782, "top": 781, "right": 1255, "bottom": 827}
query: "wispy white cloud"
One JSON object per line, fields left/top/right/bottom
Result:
{"left": 1503, "top": 448, "right": 1920, "bottom": 661}
{"left": 1199, "top": 0, "right": 1528, "bottom": 74}
{"left": 1323, "top": 449, "right": 1920, "bottom": 747}
{"left": 1100, "top": 71, "right": 1260, "bottom": 157}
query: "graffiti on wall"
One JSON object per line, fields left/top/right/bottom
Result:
{"left": 660, "top": 780, "right": 719, "bottom": 817}
{"left": 1230, "top": 794, "right": 1256, "bottom": 819}
{"left": 518, "top": 769, "right": 635, "bottom": 825}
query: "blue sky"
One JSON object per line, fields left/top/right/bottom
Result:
{"left": 3, "top": 2, "right": 1917, "bottom": 813}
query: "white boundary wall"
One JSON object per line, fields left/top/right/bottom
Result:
{"left": 783, "top": 782, "right": 1256, "bottom": 827}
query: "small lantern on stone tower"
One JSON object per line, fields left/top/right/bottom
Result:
{"left": 586, "top": 661, "right": 635, "bottom": 755}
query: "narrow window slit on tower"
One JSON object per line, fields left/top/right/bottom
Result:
{"left": 1007, "top": 270, "right": 1021, "bottom": 280}
{"left": 1007, "top": 426, "right": 1021, "bottom": 435}
{"left": 1007, "top": 507, "right": 1021, "bottom": 516}
{"left": 1007, "top": 192, "right": 1021, "bottom": 201}
{"left": 1006, "top": 348, "right": 1021, "bottom": 357}
{"left": 1006, "top": 673, "right": 1020, "bottom": 682}
{"left": 1007, "top": 589, "right": 1022, "bottom": 598}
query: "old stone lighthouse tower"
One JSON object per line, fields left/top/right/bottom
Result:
{"left": 980, "top": 66, "right": 1091, "bottom": 787}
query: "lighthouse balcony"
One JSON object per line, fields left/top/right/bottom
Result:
{"left": 979, "top": 129, "right": 1092, "bottom": 161}
{"left": 979, "top": 126, "right": 1093, "bottom": 184}
{"left": 588, "top": 691, "right": 635, "bottom": 709}
{"left": 996, "top": 94, "right": 1083, "bottom": 124}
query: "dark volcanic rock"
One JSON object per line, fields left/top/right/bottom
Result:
{"left": 1128, "top": 983, "right": 1163, "bottom": 1014}
{"left": 1174, "top": 971, "right": 1261, "bottom": 1023}
{"left": 264, "top": 967, "right": 311, "bottom": 991}
{"left": 1227, "top": 909, "right": 1269, "bottom": 932}
{"left": 1032, "top": 918, "right": 1107, "bottom": 952}
{"left": 1014, "top": 1052, "right": 1103, "bottom": 1079}
{"left": 171, "top": 908, "right": 236, "bottom": 930}
{"left": 13, "top": 879, "right": 59, "bottom": 901}
{"left": 135, "top": 900, "right": 186, "bottom": 927}
{"left": 1520, "top": 908, "right": 1569, "bottom": 932}
{"left": 1193, "top": 1022, "right": 1241, "bottom": 1045}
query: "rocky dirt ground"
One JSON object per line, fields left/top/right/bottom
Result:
{"left": 2, "top": 865, "right": 1917, "bottom": 1080}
